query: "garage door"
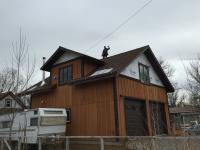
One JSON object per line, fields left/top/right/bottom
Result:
{"left": 124, "top": 98, "right": 148, "bottom": 136}
{"left": 150, "top": 102, "right": 167, "bottom": 135}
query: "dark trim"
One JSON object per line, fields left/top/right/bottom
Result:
{"left": 81, "top": 59, "right": 84, "bottom": 77}
{"left": 123, "top": 95, "right": 146, "bottom": 102}
{"left": 149, "top": 99, "right": 168, "bottom": 104}
{"left": 113, "top": 77, "right": 119, "bottom": 136}
{"left": 58, "top": 65, "right": 73, "bottom": 86}
{"left": 138, "top": 62, "right": 150, "bottom": 85}
{"left": 119, "top": 74, "right": 166, "bottom": 90}
{"left": 73, "top": 72, "right": 116, "bottom": 85}
{"left": 41, "top": 46, "right": 104, "bottom": 71}
{"left": 65, "top": 108, "right": 71, "bottom": 124}
{"left": 30, "top": 96, "right": 32, "bottom": 109}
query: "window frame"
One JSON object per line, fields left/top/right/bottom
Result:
{"left": 5, "top": 99, "right": 12, "bottom": 108}
{"left": 59, "top": 65, "right": 73, "bottom": 85}
{"left": 1, "top": 121, "right": 11, "bottom": 128}
{"left": 30, "top": 117, "right": 39, "bottom": 126}
{"left": 138, "top": 63, "right": 150, "bottom": 84}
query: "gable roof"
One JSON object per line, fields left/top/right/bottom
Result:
{"left": 101, "top": 45, "right": 148, "bottom": 73}
{"left": 41, "top": 46, "right": 104, "bottom": 71}
{"left": 19, "top": 77, "right": 56, "bottom": 95}
{"left": 73, "top": 45, "right": 174, "bottom": 92}
{"left": 26, "top": 45, "right": 174, "bottom": 94}
{"left": 0, "top": 92, "right": 26, "bottom": 109}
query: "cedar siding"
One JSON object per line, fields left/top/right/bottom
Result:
{"left": 116, "top": 76, "right": 171, "bottom": 136}
{"left": 31, "top": 78, "right": 115, "bottom": 136}
{"left": 71, "top": 79, "right": 115, "bottom": 136}
{"left": 31, "top": 59, "right": 116, "bottom": 136}
{"left": 29, "top": 45, "right": 173, "bottom": 136}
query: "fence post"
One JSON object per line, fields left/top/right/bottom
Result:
{"left": 65, "top": 137, "right": 69, "bottom": 150}
{"left": 1, "top": 138, "right": 3, "bottom": 150}
{"left": 18, "top": 138, "right": 21, "bottom": 150}
{"left": 100, "top": 138, "right": 104, "bottom": 150}
{"left": 38, "top": 137, "right": 42, "bottom": 150}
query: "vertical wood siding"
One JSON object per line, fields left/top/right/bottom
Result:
{"left": 116, "top": 76, "right": 171, "bottom": 136}
{"left": 31, "top": 57, "right": 116, "bottom": 136}
{"left": 71, "top": 79, "right": 116, "bottom": 136}
{"left": 83, "top": 60, "right": 98, "bottom": 76}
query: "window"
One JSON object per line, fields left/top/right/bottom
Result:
{"left": 139, "top": 63, "right": 150, "bottom": 84}
{"left": 34, "top": 110, "right": 38, "bottom": 115}
{"left": 44, "top": 110, "right": 63, "bottom": 115}
{"left": 40, "top": 117, "right": 66, "bottom": 126}
{"left": 66, "top": 108, "right": 71, "bottom": 124}
{"left": 59, "top": 65, "right": 72, "bottom": 85}
{"left": 1, "top": 121, "right": 11, "bottom": 128}
{"left": 30, "top": 118, "right": 38, "bottom": 126}
{"left": 5, "top": 99, "right": 12, "bottom": 107}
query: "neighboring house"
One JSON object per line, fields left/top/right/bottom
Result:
{"left": 170, "top": 106, "right": 200, "bottom": 128}
{"left": 0, "top": 92, "right": 26, "bottom": 114}
{"left": 23, "top": 45, "right": 174, "bottom": 136}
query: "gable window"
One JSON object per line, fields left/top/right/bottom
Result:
{"left": 5, "top": 99, "right": 12, "bottom": 107}
{"left": 139, "top": 63, "right": 150, "bottom": 84}
{"left": 59, "top": 65, "right": 72, "bottom": 85}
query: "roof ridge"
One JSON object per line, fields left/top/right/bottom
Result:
{"left": 101, "top": 45, "right": 149, "bottom": 60}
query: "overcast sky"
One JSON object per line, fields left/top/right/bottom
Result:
{"left": 0, "top": 0, "right": 199, "bottom": 85}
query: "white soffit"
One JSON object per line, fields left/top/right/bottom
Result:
{"left": 54, "top": 52, "right": 80, "bottom": 65}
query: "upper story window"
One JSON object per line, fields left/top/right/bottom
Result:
{"left": 59, "top": 65, "right": 72, "bottom": 85}
{"left": 139, "top": 63, "right": 150, "bottom": 84}
{"left": 5, "top": 99, "right": 12, "bottom": 108}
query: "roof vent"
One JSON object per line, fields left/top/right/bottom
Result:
{"left": 102, "top": 46, "right": 110, "bottom": 58}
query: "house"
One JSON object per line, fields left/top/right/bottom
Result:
{"left": 170, "top": 106, "right": 200, "bottom": 128}
{"left": 0, "top": 92, "right": 26, "bottom": 114}
{"left": 23, "top": 45, "right": 174, "bottom": 136}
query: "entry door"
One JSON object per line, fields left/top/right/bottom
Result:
{"left": 124, "top": 98, "right": 148, "bottom": 136}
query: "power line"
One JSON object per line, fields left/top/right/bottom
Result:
{"left": 85, "top": 0, "right": 153, "bottom": 53}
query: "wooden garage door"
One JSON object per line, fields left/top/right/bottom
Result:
{"left": 124, "top": 98, "right": 148, "bottom": 136}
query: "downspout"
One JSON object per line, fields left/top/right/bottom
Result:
{"left": 113, "top": 77, "right": 119, "bottom": 136}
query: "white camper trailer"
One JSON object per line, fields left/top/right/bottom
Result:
{"left": 0, "top": 108, "right": 67, "bottom": 144}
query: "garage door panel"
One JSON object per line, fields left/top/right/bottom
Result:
{"left": 124, "top": 98, "right": 148, "bottom": 136}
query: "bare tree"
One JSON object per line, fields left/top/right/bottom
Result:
{"left": 158, "top": 57, "right": 180, "bottom": 107}
{"left": 186, "top": 55, "right": 200, "bottom": 106}
{"left": 159, "top": 57, "right": 175, "bottom": 78}
{"left": 0, "top": 68, "right": 25, "bottom": 92}
{"left": 0, "top": 29, "right": 36, "bottom": 145}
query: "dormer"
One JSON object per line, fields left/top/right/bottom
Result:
{"left": 40, "top": 46, "right": 104, "bottom": 86}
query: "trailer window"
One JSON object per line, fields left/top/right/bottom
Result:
{"left": 1, "top": 121, "right": 11, "bottom": 128}
{"left": 40, "top": 117, "right": 66, "bottom": 126}
{"left": 44, "top": 110, "right": 63, "bottom": 115}
{"left": 30, "top": 118, "right": 38, "bottom": 126}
